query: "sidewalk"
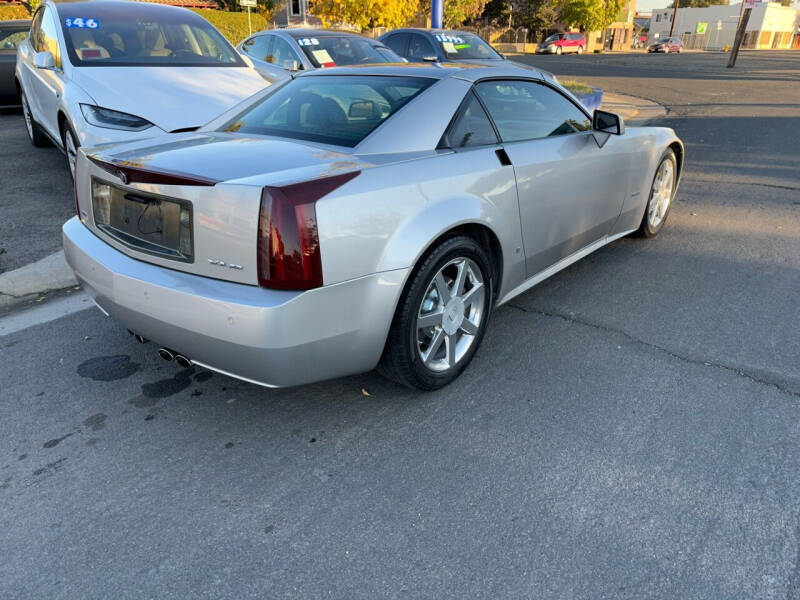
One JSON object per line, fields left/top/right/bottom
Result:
{"left": 601, "top": 92, "right": 667, "bottom": 124}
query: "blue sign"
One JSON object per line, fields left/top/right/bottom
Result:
{"left": 65, "top": 18, "right": 99, "bottom": 29}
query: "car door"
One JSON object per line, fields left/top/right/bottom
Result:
{"left": 475, "top": 78, "right": 628, "bottom": 277}
{"left": 381, "top": 33, "right": 409, "bottom": 59}
{"left": 0, "top": 24, "right": 28, "bottom": 105}
{"left": 407, "top": 33, "right": 437, "bottom": 62}
{"left": 25, "top": 5, "right": 64, "bottom": 140}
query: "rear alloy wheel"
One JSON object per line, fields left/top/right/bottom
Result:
{"left": 379, "top": 235, "right": 493, "bottom": 390}
{"left": 637, "top": 149, "right": 677, "bottom": 237}
{"left": 577, "top": 45, "right": 584, "bottom": 54}
{"left": 61, "top": 121, "right": 80, "bottom": 180}
{"left": 20, "top": 91, "right": 49, "bottom": 147}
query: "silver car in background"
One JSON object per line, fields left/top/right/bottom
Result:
{"left": 15, "top": 0, "right": 267, "bottom": 178}
{"left": 237, "top": 28, "right": 403, "bottom": 83}
{"left": 64, "top": 64, "right": 683, "bottom": 390}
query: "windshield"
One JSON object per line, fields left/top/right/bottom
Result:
{"left": 296, "top": 35, "right": 401, "bottom": 68}
{"left": 544, "top": 34, "right": 564, "bottom": 43}
{"left": 221, "top": 75, "right": 434, "bottom": 147}
{"left": 434, "top": 32, "right": 502, "bottom": 60}
{"left": 58, "top": 5, "right": 242, "bottom": 67}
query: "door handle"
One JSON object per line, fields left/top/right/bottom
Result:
{"left": 495, "top": 148, "right": 512, "bottom": 166}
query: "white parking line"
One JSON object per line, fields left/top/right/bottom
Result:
{"left": 0, "top": 291, "right": 94, "bottom": 337}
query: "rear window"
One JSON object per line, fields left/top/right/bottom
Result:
{"left": 294, "top": 35, "right": 399, "bottom": 68}
{"left": 221, "top": 75, "right": 434, "bottom": 147}
{"left": 57, "top": 5, "right": 242, "bottom": 67}
{"left": 435, "top": 32, "right": 501, "bottom": 60}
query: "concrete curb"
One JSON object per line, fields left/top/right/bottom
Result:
{"left": 0, "top": 250, "right": 78, "bottom": 310}
{"left": 601, "top": 92, "right": 667, "bottom": 124}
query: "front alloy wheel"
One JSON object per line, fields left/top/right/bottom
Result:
{"left": 379, "top": 235, "right": 493, "bottom": 390}
{"left": 62, "top": 122, "right": 79, "bottom": 179}
{"left": 21, "top": 91, "right": 48, "bottom": 147}
{"left": 637, "top": 149, "right": 677, "bottom": 237}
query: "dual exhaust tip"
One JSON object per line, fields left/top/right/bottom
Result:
{"left": 127, "top": 329, "right": 192, "bottom": 368}
{"left": 157, "top": 347, "right": 192, "bottom": 369}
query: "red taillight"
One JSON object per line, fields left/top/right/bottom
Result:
{"left": 257, "top": 171, "right": 359, "bottom": 290}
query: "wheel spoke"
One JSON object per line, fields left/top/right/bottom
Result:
{"left": 422, "top": 329, "right": 445, "bottom": 364}
{"left": 417, "top": 310, "right": 443, "bottom": 329}
{"left": 460, "top": 318, "right": 478, "bottom": 335}
{"left": 445, "top": 334, "right": 456, "bottom": 367}
{"left": 460, "top": 283, "right": 483, "bottom": 307}
{"left": 433, "top": 273, "right": 451, "bottom": 305}
{"left": 453, "top": 260, "right": 468, "bottom": 296}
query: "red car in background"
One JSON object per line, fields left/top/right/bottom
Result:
{"left": 536, "top": 32, "right": 586, "bottom": 55}
{"left": 648, "top": 37, "right": 683, "bottom": 53}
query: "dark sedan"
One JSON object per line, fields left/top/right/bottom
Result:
{"left": 0, "top": 19, "right": 29, "bottom": 107}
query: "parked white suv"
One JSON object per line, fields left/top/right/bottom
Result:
{"left": 15, "top": 0, "right": 267, "bottom": 178}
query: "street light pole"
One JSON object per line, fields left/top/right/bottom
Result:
{"left": 669, "top": 0, "right": 679, "bottom": 38}
{"left": 727, "top": 1, "right": 751, "bottom": 68}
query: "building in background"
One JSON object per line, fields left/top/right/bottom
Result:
{"left": 649, "top": 1, "right": 799, "bottom": 50}
{"left": 585, "top": 0, "right": 637, "bottom": 51}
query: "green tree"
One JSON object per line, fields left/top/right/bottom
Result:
{"left": 516, "top": 0, "right": 561, "bottom": 40}
{"left": 559, "top": 0, "right": 623, "bottom": 32}
{"left": 312, "top": 0, "right": 419, "bottom": 29}
{"left": 419, "top": 0, "right": 491, "bottom": 27}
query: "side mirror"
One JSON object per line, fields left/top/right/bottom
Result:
{"left": 34, "top": 51, "right": 55, "bottom": 70}
{"left": 422, "top": 55, "right": 439, "bottom": 62}
{"left": 593, "top": 109, "right": 624, "bottom": 136}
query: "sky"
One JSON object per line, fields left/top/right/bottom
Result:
{"left": 635, "top": 0, "right": 800, "bottom": 14}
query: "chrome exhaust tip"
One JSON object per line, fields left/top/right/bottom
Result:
{"left": 158, "top": 348, "right": 175, "bottom": 362}
{"left": 174, "top": 354, "right": 193, "bottom": 369}
{"left": 134, "top": 334, "right": 148, "bottom": 344}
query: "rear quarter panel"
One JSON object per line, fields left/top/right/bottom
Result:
{"left": 316, "top": 147, "right": 526, "bottom": 299}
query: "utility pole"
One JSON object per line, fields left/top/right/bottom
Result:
{"left": 727, "top": 1, "right": 752, "bottom": 68}
{"left": 669, "top": 0, "right": 679, "bottom": 37}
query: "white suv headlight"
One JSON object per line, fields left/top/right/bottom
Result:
{"left": 80, "top": 104, "right": 154, "bottom": 131}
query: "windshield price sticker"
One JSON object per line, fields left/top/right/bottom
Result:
{"left": 435, "top": 34, "right": 463, "bottom": 44}
{"left": 65, "top": 18, "right": 99, "bottom": 28}
{"left": 298, "top": 38, "right": 320, "bottom": 47}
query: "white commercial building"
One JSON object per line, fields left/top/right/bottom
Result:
{"left": 649, "top": 1, "right": 799, "bottom": 50}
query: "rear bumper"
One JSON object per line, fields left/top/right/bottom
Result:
{"left": 63, "top": 217, "right": 408, "bottom": 388}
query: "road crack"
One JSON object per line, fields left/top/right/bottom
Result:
{"left": 506, "top": 303, "right": 800, "bottom": 400}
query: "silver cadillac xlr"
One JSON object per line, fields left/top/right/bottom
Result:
{"left": 64, "top": 64, "right": 683, "bottom": 390}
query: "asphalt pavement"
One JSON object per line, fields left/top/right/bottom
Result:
{"left": 1, "top": 51, "right": 799, "bottom": 599}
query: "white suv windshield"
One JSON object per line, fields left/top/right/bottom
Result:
{"left": 58, "top": 4, "right": 242, "bottom": 67}
{"left": 436, "top": 33, "right": 502, "bottom": 60}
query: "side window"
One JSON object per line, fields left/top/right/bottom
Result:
{"left": 444, "top": 92, "right": 498, "bottom": 148}
{"left": 242, "top": 34, "right": 272, "bottom": 62}
{"left": 408, "top": 34, "right": 436, "bottom": 61}
{"left": 268, "top": 36, "right": 300, "bottom": 69}
{"left": 39, "top": 7, "right": 61, "bottom": 67}
{"left": 29, "top": 8, "right": 44, "bottom": 50}
{"left": 382, "top": 33, "right": 408, "bottom": 57}
{"left": 475, "top": 79, "right": 591, "bottom": 143}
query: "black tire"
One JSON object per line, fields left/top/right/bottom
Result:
{"left": 378, "top": 235, "right": 494, "bottom": 391}
{"left": 636, "top": 148, "right": 677, "bottom": 238}
{"left": 20, "top": 89, "right": 49, "bottom": 148}
{"left": 60, "top": 120, "right": 80, "bottom": 180}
